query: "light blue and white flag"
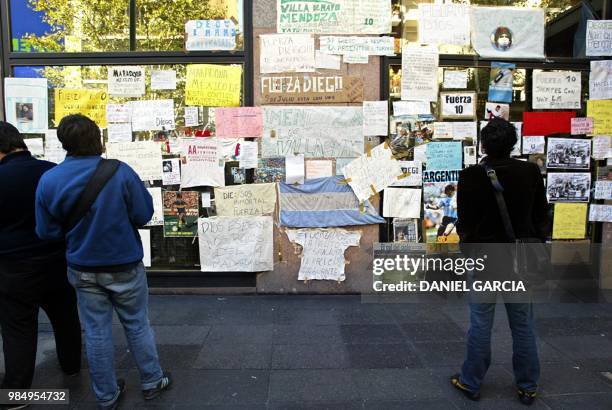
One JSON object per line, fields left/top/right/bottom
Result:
{"left": 279, "top": 176, "right": 385, "bottom": 228}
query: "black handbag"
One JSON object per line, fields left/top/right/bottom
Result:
{"left": 481, "top": 163, "right": 551, "bottom": 286}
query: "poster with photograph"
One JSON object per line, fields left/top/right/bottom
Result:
{"left": 393, "top": 218, "right": 419, "bottom": 243}
{"left": 488, "top": 62, "right": 515, "bottom": 103}
{"left": 225, "top": 162, "right": 247, "bottom": 186}
{"left": 470, "top": 7, "right": 545, "bottom": 59}
{"left": 4, "top": 78, "right": 48, "bottom": 133}
{"left": 423, "top": 169, "right": 460, "bottom": 243}
{"left": 163, "top": 191, "right": 199, "bottom": 237}
{"left": 546, "top": 172, "right": 591, "bottom": 203}
{"left": 389, "top": 114, "right": 435, "bottom": 160}
{"left": 546, "top": 138, "right": 591, "bottom": 170}
{"left": 484, "top": 102, "right": 510, "bottom": 120}
{"left": 162, "top": 158, "right": 181, "bottom": 185}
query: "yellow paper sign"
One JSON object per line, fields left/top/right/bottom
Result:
{"left": 185, "top": 64, "right": 242, "bottom": 107}
{"left": 54, "top": 89, "right": 108, "bottom": 128}
{"left": 587, "top": 100, "right": 612, "bottom": 135}
{"left": 552, "top": 203, "right": 587, "bottom": 240}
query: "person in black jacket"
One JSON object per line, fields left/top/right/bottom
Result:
{"left": 450, "top": 118, "right": 549, "bottom": 406}
{"left": 0, "top": 122, "right": 81, "bottom": 399}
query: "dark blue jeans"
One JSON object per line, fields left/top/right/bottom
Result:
{"left": 460, "top": 302, "right": 540, "bottom": 393}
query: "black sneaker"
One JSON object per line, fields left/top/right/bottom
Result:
{"left": 517, "top": 388, "right": 537, "bottom": 406}
{"left": 142, "top": 372, "right": 173, "bottom": 400}
{"left": 98, "top": 379, "right": 126, "bottom": 410}
{"left": 450, "top": 373, "right": 480, "bottom": 401}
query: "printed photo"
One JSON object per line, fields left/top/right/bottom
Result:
{"left": 423, "top": 181, "right": 459, "bottom": 243}
{"left": 16, "top": 102, "right": 34, "bottom": 123}
{"left": 546, "top": 138, "right": 591, "bottom": 170}
{"left": 163, "top": 191, "right": 199, "bottom": 237}
{"left": 484, "top": 102, "right": 510, "bottom": 121}
{"left": 389, "top": 114, "right": 435, "bottom": 160}
{"left": 393, "top": 218, "right": 419, "bottom": 243}
{"left": 546, "top": 172, "right": 591, "bottom": 202}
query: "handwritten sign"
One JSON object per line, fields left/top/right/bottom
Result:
{"left": 401, "top": 45, "right": 439, "bottom": 102}
{"left": 522, "top": 136, "right": 545, "bottom": 154}
{"left": 184, "top": 106, "right": 199, "bottom": 127}
{"left": 215, "top": 107, "right": 263, "bottom": 138}
{"left": 434, "top": 122, "right": 477, "bottom": 141}
{"left": 532, "top": 70, "right": 581, "bottom": 110}
{"left": 315, "top": 50, "right": 341, "bottom": 70}
{"left": 106, "top": 104, "right": 130, "bottom": 123}
{"left": 587, "top": 100, "right": 612, "bottom": 135}
{"left": 198, "top": 216, "right": 273, "bottom": 272}
{"left": 393, "top": 101, "right": 431, "bottom": 116}
{"left": 362, "top": 101, "right": 388, "bottom": 136}
{"left": 383, "top": 188, "right": 422, "bottom": 218}
{"left": 108, "top": 66, "right": 145, "bottom": 97}
{"left": 426, "top": 141, "right": 462, "bottom": 170}
{"left": 552, "top": 203, "right": 587, "bottom": 239}
{"left": 439, "top": 92, "right": 476, "bottom": 119}
{"left": 105, "top": 141, "right": 162, "bottom": 181}
{"left": 418, "top": 4, "right": 470, "bottom": 46}
{"left": 145, "top": 187, "right": 164, "bottom": 226}
{"left": 595, "top": 181, "right": 612, "bottom": 200}
{"left": 286, "top": 228, "right": 361, "bottom": 282}
{"left": 185, "top": 64, "right": 242, "bottom": 107}
{"left": 277, "top": 0, "right": 391, "bottom": 34}
{"left": 589, "top": 204, "right": 612, "bottom": 222}
{"left": 305, "top": 159, "right": 333, "bottom": 179}
{"left": 590, "top": 60, "right": 612, "bottom": 100}
{"left": 54, "top": 89, "right": 107, "bottom": 128}
{"left": 179, "top": 138, "right": 225, "bottom": 188}
{"left": 343, "top": 142, "right": 403, "bottom": 202}
{"left": 185, "top": 19, "right": 237, "bottom": 51}
{"left": 260, "top": 75, "right": 363, "bottom": 104}
{"left": 214, "top": 183, "right": 277, "bottom": 217}
{"left": 260, "top": 34, "right": 315, "bottom": 74}
{"left": 586, "top": 20, "right": 612, "bottom": 56}
{"left": 592, "top": 135, "right": 611, "bottom": 160}
{"left": 107, "top": 123, "right": 132, "bottom": 143}
{"left": 162, "top": 158, "right": 181, "bottom": 185}
{"left": 262, "top": 106, "right": 364, "bottom": 158}
{"left": 391, "top": 160, "right": 422, "bottom": 187}
{"left": 319, "top": 36, "right": 394, "bottom": 56}
{"left": 571, "top": 118, "right": 594, "bottom": 135}
{"left": 130, "top": 99, "right": 175, "bottom": 131}
{"left": 151, "top": 70, "right": 177, "bottom": 90}
{"left": 43, "top": 129, "right": 65, "bottom": 163}
{"left": 443, "top": 70, "right": 468, "bottom": 89}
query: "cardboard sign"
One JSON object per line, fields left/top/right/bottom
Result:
{"left": 214, "top": 183, "right": 277, "bottom": 217}
{"left": 439, "top": 92, "right": 476, "bottom": 119}
{"left": 260, "top": 75, "right": 363, "bottom": 104}
{"left": 532, "top": 70, "right": 581, "bottom": 110}
{"left": 571, "top": 118, "right": 594, "bottom": 135}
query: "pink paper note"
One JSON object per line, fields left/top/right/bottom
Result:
{"left": 215, "top": 107, "right": 263, "bottom": 138}
{"left": 571, "top": 117, "right": 594, "bottom": 135}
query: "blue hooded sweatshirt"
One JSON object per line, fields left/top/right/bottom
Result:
{"left": 35, "top": 155, "right": 153, "bottom": 271}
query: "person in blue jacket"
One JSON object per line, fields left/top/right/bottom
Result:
{"left": 0, "top": 121, "right": 81, "bottom": 402}
{"left": 35, "top": 114, "right": 172, "bottom": 410}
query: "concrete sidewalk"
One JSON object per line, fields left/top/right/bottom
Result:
{"left": 4, "top": 295, "right": 612, "bottom": 409}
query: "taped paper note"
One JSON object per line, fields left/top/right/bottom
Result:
{"left": 383, "top": 188, "right": 422, "bottom": 218}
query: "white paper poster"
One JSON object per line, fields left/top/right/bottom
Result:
{"left": 391, "top": 160, "right": 422, "bottom": 187}
{"left": 343, "top": 54, "right": 368, "bottom": 64}
{"left": 319, "top": 36, "right": 395, "bottom": 56}
{"left": 470, "top": 7, "right": 544, "bottom": 59}
{"left": 43, "top": 129, "right": 66, "bottom": 163}
{"left": 4, "top": 78, "right": 48, "bottom": 133}
{"left": 594, "top": 181, "right": 612, "bottom": 200}
{"left": 586, "top": 20, "right": 612, "bottom": 57}
{"left": 184, "top": 106, "right": 199, "bottom": 127}
{"left": 362, "top": 101, "right": 388, "bottom": 136}
{"left": 305, "top": 159, "right": 333, "bottom": 180}
{"left": 138, "top": 229, "right": 151, "bottom": 267}
{"left": 162, "top": 158, "right": 181, "bottom": 185}
{"left": 179, "top": 138, "right": 225, "bottom": 188}
{"left": 286, "top": 228, "right": 361, "bottom": 282}
{"left": 130, "top": 99, "right": 175, "bottom": 131}
{"left": 106, "top": 141, "right": 163, "bottom": 181}
{"left": 592, "top": 135, "right": 611, "bottom": 160}
{"left": 151, "top": 70, "right": 177, "bottom": 90}
{"left": 26, "top": 138, "right": 44, "bottom": 158}
{"left": 108, "top": 66, "right": 145, "bottom": 97}
{"left": 393, "top": 101, "right": 431, "bottom": 116}
{"left": 146, "top": 187, "right": 164, "bottom": 226}
{"left": 260, "top": 34, "right": 315, "bottom": 74}
{"left": 440, "top": 92, "right": 476, "bottom": 118}
{"left": 286, "top": 154, "right": 305, "bottom": 185}
{"left": 239, "top": 141, "right": 259, "bottom": 169}
{"left": 443, "top": 70, "right": 468, "bottom": 89}
{"left": 532, "top": 71, "right": 581, "bottom": 110}
{"left": 106, "top": 104, "right": 131, "bottom": 123}
{"left": 383, "top": 188, "right": 422, "bottom": 218}
{"left": 589, "top": 204, "right": 612, "bottom": 222}
{"left": 401, "top": 45, "right": 439, "bottom": 102}
{"left": 185, "top": 19, "right": 237, "bottom": 51}
{"left": 198, "top": 216, "right": 274, "bottom": 272}
{"left": 522, "top": 136, "right": 545, "bottom": 154}
{"left": 262, "top": 106, "right": 364, "bottom": 158}
{"left": 434, "top": 122, "right": 477, "bottom": 141}
{"left": 315, "top": 50, "right": 342, "bottom": 70}
{"left": 107, "top": 123, "right": 132, "bottom": 143}
{"left": 418, "top": 4, "right": 470, "bottom": 46}
{"left": 589, "top": 60, "right": 612, "bottom": 100}
{"left": 343, "top": 142, "right": 403, "bottom": 202}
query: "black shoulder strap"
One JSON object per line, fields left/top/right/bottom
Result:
{"left": 480, "top": 163, "right": 516, "bottom": 242}
{"left": 63, "top": 159, "right": 121, "bottom": 233}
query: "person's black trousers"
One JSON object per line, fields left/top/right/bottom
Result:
{"left": 0, "top": 249, "right": 82, "bottom": 389}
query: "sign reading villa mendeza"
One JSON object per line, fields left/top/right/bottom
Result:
{"left": 261, "top": 75, "right": 363, "bottom": 104}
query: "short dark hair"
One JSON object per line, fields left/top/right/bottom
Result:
{"left": 480, "top": 118, "right": 517, "bottom": 159}
{"left": 0, "top": 121, "right": 27, "bottom": 154}
{"left": 57, "top": 114, "right": 103, "bottom": 156}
